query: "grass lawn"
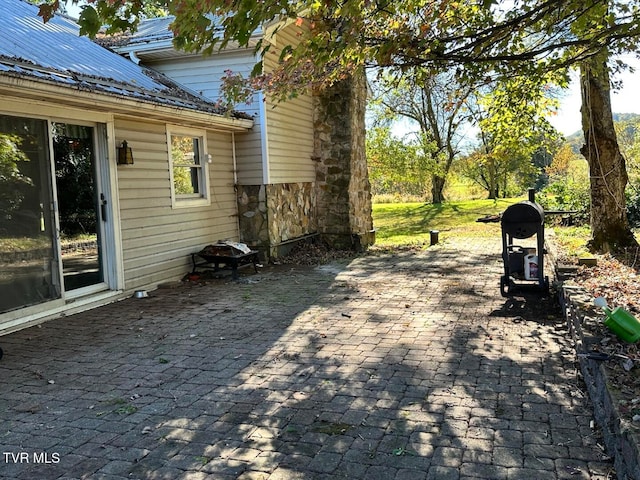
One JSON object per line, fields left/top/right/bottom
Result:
{"left": 372, "top": 198, "right": 519, "bottom": 246}
{"left": 372, "top": 198, "right": 595, "bottom": 259}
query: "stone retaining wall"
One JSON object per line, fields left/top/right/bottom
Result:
{"left": 560, "top": 284, "right": 640, "bottom": 479}
{"left": 0, "top": 240, "right": 96, "bottom": 264}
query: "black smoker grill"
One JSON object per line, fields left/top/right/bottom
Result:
{"left": 500, "top": 189, "right": 549, "bottom": 296}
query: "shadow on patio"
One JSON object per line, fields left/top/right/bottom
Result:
{"left": 0, "top": 241, "right": 613, "bottom": 479}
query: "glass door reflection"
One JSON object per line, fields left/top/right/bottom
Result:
{"left": 53, "top": 123, "right": 104, "bottom": 292}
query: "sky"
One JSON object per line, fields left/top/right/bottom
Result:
{"left": 552, "top": 59, "right": 640, "bottom": 136}
{"left": 62, "top": 2, "right": 83, "bottom": 19}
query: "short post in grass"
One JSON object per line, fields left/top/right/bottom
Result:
{"left": 430, "top": 230, "right": 439, "bottom": 245}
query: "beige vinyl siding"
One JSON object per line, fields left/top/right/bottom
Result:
{"left": 115, "top": 117, "right": 239, "bottom": 290}
{"left": 147, "top": 52, "right": 264, "bottom": 185}
{"left": 263, "top": 23, "right": 315, "bottom": 184}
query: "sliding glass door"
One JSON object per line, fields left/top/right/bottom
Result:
{"left": 0, "top": 115, "right": 112, "bottom": 315}
{"left": 0, "top": 116, "right": 60, "bottom": 312}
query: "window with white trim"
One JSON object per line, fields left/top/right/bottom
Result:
{"left": 168, "top": 128, "right": 210, "bottom": 207}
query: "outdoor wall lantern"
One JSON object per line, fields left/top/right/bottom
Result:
{"left": 117, "top": 140, "right": 134, "bottom": 165}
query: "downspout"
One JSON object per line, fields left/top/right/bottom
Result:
{"left": 232, "top": 132, "right": 241, "bottom": 240}
{"left": 259, "top": 91, "right": 270, "bottom": 186}
{"left": 232, "top": 132, "right": 239, "bottom": 186}
{"left": 128, "top": 51, "right": 141, "bottom": 65}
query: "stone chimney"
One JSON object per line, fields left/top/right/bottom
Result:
{"left": 313, "top": 69, "right": 375, "bottom": 250}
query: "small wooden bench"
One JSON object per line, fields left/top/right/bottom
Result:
{"left": 191, "top": 244, "right": 260, "bottom": 280}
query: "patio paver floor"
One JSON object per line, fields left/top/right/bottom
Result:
{"left": 0, "top": 236, "right": 613, "bottom": 479}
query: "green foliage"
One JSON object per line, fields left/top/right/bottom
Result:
{"left": 539, "top": 114, "right": 640, "bottom": 230}
{"left": 44, "top": 1, "right": 640, "bottom": 101}
{"left": 52, "top": 125, "right": 98, "bottom": 236}
{"left": 38, "top": 0, "right": 640, "bottom": 249}
{"left": 372, "top": 193, "right": 424, "bottom": 204}
{"left": 537, "top": 142, "right": 590, "bottom": 225}
{"left": 171, "top": 135, "right": 198, "bottom": 195}
{"left": 368, "top": 70, "right": 563, "bottom": 203}
{"left": 216, "top": 70, "right": 257, "bottom": 113}
{"left": 368, "top": 68, "right": 476, "bottom": 203}
{"left": 457, "top": 75, "right": 562, "bottom": 199}
{"left": 625, "top": 187, "right": 640, "bottom": 228}
{"left": 537, "top": 179, "right": 591, "bottom": 225}
{"left": 366, "top": 127, "right": 438, "bottom": 200}
{"left": 39, "top": 0, "right": 169, "bottom": 35}
{"left": 172, "top": 167, "right": 193, "bottom": 195}
{"left": 0, "top": 134, "right": 31, "bottom": 226}
{"left": 615, "top": 113, "right": 640, "bottom": 184}
{"left": 552, "top": 225, "right": 592, "bottom": 258}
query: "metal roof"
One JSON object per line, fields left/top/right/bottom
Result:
{"left": 108, "top": 16, "right": 175, "bottom": 47}
{"left": 0, "top": 0, "right": 242, "bottom": 117}
{"left": 100, "top": 14, "right": 261, "bottom": 55}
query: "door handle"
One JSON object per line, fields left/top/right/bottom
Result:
{"left": 100, "top": 193, "right": 107, "bottom": 222}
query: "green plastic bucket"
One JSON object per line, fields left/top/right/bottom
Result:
{"left": 603, "top": 306, "right": 640, "bottom": 343}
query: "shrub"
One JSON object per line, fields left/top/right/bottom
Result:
{"left": 537, "top": 179, "right": 590, "bottom": 225}
{"left": 626, "top": 186, "right": 640, "bottom": 228}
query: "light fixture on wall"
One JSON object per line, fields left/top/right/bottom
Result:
{"left": 117, "top": 140, "right": 134, "bottom": 165}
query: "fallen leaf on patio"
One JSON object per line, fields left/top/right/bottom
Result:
{"left": 565, "top": 465, "right": 581, "bottom": 475}
{"left": 14, "top": 404, "right": 41, "bottom": 413}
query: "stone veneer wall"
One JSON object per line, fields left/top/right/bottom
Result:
{"left": 313, "top": 70, "right": 374, "bottom": 250}
{"left": 236, "top": 183, "right": 317, "bottom": 256}
{"left": 237, "top": 70, "right": 375, "bottom": 256}
{"left": 265, "top": 183, "right": 317, "bottom": 251}
{"left": 236, "top": 185, "right": 269, "bottom": 249}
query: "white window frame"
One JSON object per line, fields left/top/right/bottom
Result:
{"left": 167, "top": 126, "right": 211, "bottom": 208}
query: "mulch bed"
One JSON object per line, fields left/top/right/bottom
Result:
{"left": 570, "top": 254, "right": 640, "bottom": 421}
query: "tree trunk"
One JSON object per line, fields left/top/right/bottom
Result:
{"left": 487, "top": 158, "right": 498, "bottom": 200}
{"left": 431, "top": 175, "right": 446, "bottom": 204}
{"left": 579, "top": 53, "right": 638, "bottom": 252}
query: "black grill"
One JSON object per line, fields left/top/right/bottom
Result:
{"left": 501, "top": 201, "right": 545, "bottom": 239}
{"left": 499, "top": 190, "right": 548, "bottom": 296}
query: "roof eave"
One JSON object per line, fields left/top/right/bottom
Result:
{"left": 111, "top": 35, "right": 262, "bottom": 61}
{"left": 0, "top": 75, "right": 254, "bottom": 132}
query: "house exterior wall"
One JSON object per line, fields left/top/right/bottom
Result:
{"left": 131, "top": 21, "right": 318, "bottom": 256}
{"left": 0, "top": 93, "right": 244, "bottom": 334}
{"left": 147, "top": 51, "right": 264, "bottom": 185}
{"left": 0, "top": 0, "right": 255, "bottom": 334}
{"left": 263, "top": 24, "right": 316, "bottom": 185}
{"left": 231, "top": 22, "right": 318, "bottom": 256}
{"left": 114, "top": 116, "right": 240, "bottom": 290}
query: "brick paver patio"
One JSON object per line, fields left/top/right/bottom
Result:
{"left": 0, "top": 236, "right": 613, "bottom": 479}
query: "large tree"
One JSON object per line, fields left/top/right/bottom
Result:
{"left": 369, "top": 69, "right": 475, "bottom": 203}
{"left": 39, "top": 0, "right": 640, "bottom": 251}
{"left": 465, "top": 74, "right": 562, "bottom": 198}
{"left": 581, "top": 51, "right": 636, "bottom": 251}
